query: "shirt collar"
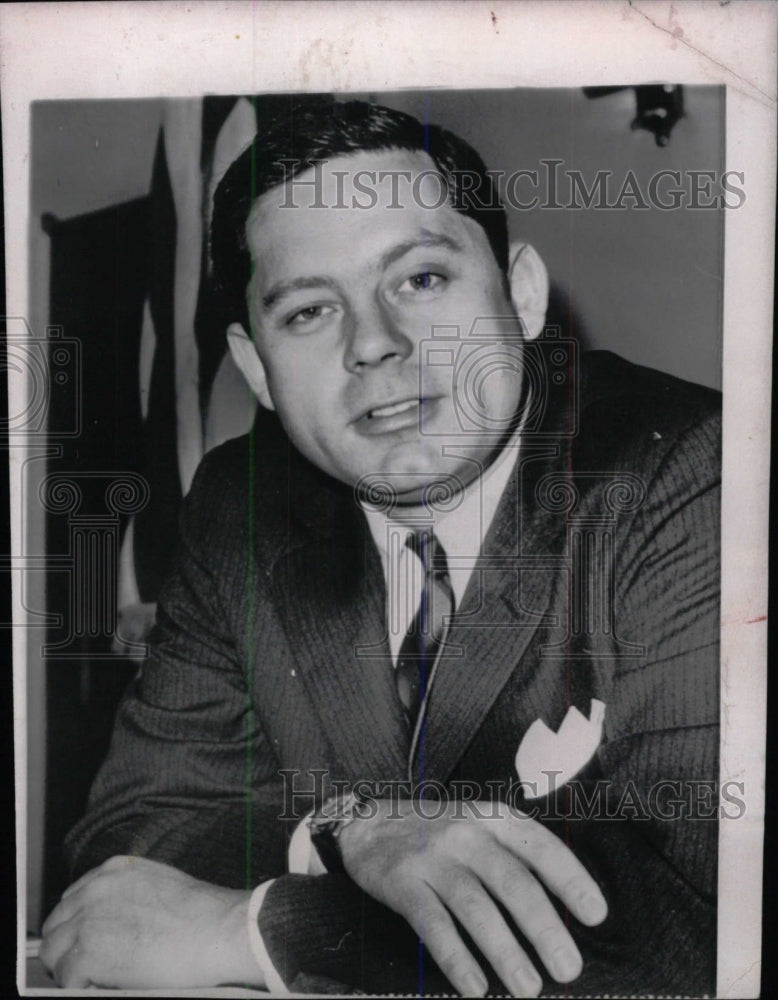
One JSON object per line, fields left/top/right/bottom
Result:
{"left": 361, "top": 429, "right": 521, "bottom": 608}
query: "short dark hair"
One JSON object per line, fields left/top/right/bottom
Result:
{"left": 211, "top": 96, "right": 509, "bottom": 331}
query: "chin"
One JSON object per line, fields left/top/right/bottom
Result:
{"left": 386, "top": 450, "right": 450, "bottom": 481}
{"left": 374, "top": 464, "right": 470, "bottom": 508}
{"left": 347, "top": 440, "right": 471, "bottom": 501}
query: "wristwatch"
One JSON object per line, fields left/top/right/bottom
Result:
{"left": 307, "top": 790, "right": 367, "bottom": 873}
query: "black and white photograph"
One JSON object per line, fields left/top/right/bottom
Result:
{"left": 3, "top": 3, "right": 774, "bottom": 997}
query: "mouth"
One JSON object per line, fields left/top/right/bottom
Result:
{"left": 367, "top": 398, "right": 419, "bottom": 420}
{"left": 354, "top": 396, "right": 440, "bottom": 434}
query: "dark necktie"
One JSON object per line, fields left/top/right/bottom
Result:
{"left": 395, "top": 531, "right": 455, "bottom": 726}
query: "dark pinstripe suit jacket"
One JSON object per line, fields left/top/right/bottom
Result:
{"left": 67, "top": 351, "right": 721, "bottom": 997}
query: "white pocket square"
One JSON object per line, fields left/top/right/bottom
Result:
{"left": 515, "top": 699, "right": 606, "bottom": 800}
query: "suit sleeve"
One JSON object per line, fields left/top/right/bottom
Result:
{"left": 547, "top": 402, "right": 721, "bottom": 996}
{"left": 65, "top": 449, "right": 293, "bottom": 888}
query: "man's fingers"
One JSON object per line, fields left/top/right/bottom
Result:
{"left": 401, "top": 885, "right": 489, "bottom": 998}
{"left": 473, "top": 846, "right": 582, "bottom": 984}
{"left": 436, "top": 868, "right": 542, "bottom": 997}
{"left": 39, "top": 920, "right": 74, "bottom": 979}
{"left": 41, "top": 900, "right": 75, "bottom": 939}
{"left": 54, "top": 950, "right": 93, "bottom": 989}
{"left": 45, "top": 857, "right": 125, "bottom": 936}
{"left": 498, "top": 811, "right": 608, "bottom": 926}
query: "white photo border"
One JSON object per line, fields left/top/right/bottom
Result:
{"left": 2, "top": 2, "right": 774, "bottom": 996}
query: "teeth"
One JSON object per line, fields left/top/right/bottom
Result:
{"left": 368, "top": 399, "right": 418, "bottom": 419}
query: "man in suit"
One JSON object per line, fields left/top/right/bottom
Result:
{"left": 40, "top": 99, "right": 720, "bottom": 996}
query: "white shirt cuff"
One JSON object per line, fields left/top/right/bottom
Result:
{"left": 288, "top": 810, "right": 327, "bottom": 875}
{"left": 246, "top": 880, "right": 288, "bottom": 995}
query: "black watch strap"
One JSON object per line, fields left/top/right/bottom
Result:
{"left": 307, "top": 790, "right": 365, "bottom": 874}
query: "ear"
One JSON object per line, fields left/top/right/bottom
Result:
{"left": 226, "top": 323, "right": 275, "bottom": 411}
{"left": 507, "top": 242, "right": 549, "bottom": 341}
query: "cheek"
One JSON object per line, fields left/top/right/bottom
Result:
{"left": 267, "top": 373, "right": 342, "bottom": 450}
{"left": 263, "top": 348, "right": 318, "bottom": 402}
{"left": 457, "top": 344, "right": 524, "bottom": 426}
{"left": 273, "top": 392, "right": 319, "bottom": 438}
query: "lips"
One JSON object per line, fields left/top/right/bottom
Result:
{"left": 367, "top": 398, "right": 419, "bottom": 420}
{"left": 354, "top": 396, "right": 440, "bottom": 435}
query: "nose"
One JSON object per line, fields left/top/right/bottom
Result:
{"left": 343, "top": 300, "right": 413, "bottom": 372}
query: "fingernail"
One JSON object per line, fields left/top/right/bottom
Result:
{"left": 510, "top": 965, "right": 542, "bottom": 996}
{"left": 551, "top": 946, "right": 582, "bottom": 982}
{"left": 462, "top": 971, "right": 488, "bottom": 997}
{"left": 580, "top": 890, "right": 608, "bottom": 923}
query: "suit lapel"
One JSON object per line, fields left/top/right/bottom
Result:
{"left": 419, "top": 439, "right": 571, "bottom": 785}
{"left": 268, "top": 468, "right": 410, "bottom": 782}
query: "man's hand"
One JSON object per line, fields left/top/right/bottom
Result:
{"left": 39, "top": 856, "right": 263, "bottom": 990}
{"left": 339, "top": 798, "right": 608, "bottom": 998}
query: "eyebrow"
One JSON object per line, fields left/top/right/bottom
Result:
{"left": 260, "top": 233, "right": 464, "bottom": 310}
{"left": 377, "top": 232, "right": 464, "bottom": 270}
{"left": 262, "top": 275, "right": 339, "bottom": 310}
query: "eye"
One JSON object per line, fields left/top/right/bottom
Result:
{"left": 285, "top": 304, "right": 334, "bottom": 328}
{"left": 398, "top": 271, "right": 447, "bottom": 294}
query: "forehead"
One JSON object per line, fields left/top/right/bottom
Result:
{"left": 245, "top": 148, "right": 488, "bottom": 281}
